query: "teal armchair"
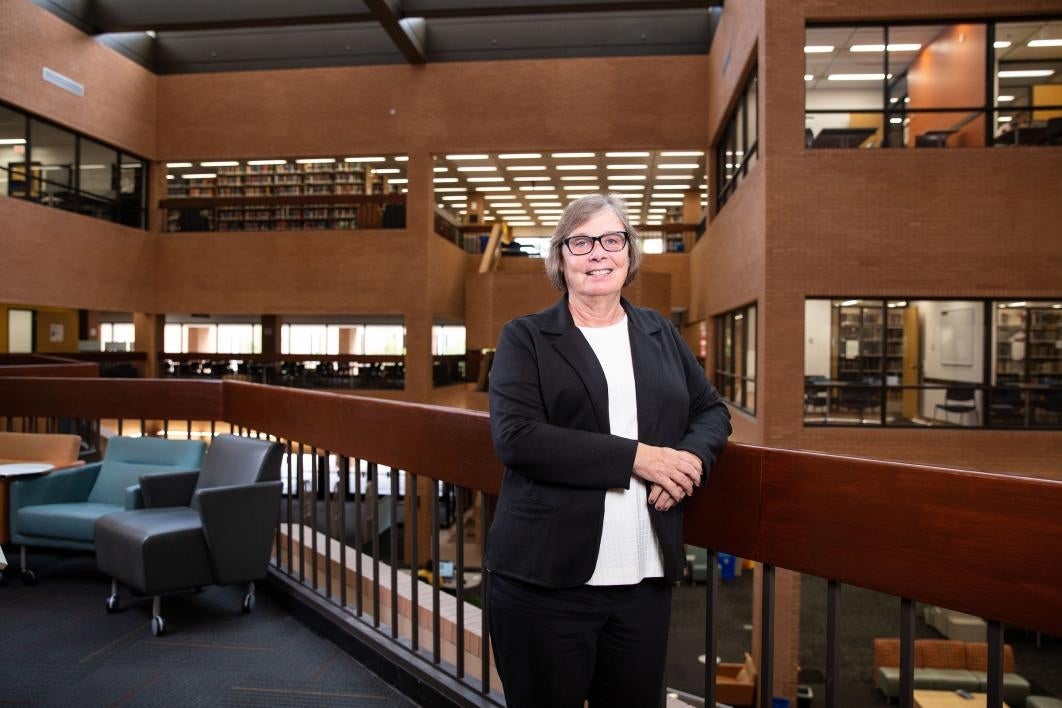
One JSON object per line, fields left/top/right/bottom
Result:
{"left": 9, "top": 436, "right": 205, "bottom": 583}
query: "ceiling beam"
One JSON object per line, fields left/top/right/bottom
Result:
{"left": 91, "top": 13, "right": 376, "bottom": 34}
{"left": 364, "top": 0, "right": 427, "bottom": 64}
{"left": 415, "top": 1, "right": 719, "bottom": 19}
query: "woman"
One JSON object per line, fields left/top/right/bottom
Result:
{"left": 486, "top": 193, "right": 732, "bottom": 708}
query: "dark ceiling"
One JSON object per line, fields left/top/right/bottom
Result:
{"left": 34, "top": 0, "right": 723, "bottom": 74}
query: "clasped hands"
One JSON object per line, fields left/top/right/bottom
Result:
{"left": 632, "top": 442, "right": 703, "bottom": 511}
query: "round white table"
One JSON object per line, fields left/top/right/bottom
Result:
{"left": 0, "top": 462, "right": 55, "bottom": 477}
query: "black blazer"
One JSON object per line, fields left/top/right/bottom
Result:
{"left": 487, "top": 295, "right": 732, "bottom": 587}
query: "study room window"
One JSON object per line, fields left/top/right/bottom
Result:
{"left": 716, "top": 70, "right": 759, "bottom": 210}
{"left": 803, "top": 298, "right": 1061, "bottom": 429}
{"left": 804, "top": 18, "right": 1062, "bottom": 148}
{"left": 714, "top": 305, "right": 757, "bottom": 414}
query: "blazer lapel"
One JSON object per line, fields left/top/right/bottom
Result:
{"left": 541, "top": 296, "right": 611, "bottom": 434}
{"left": 624, "top": 300, "right": 665, "bottom": 442}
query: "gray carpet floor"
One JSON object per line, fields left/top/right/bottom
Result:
{"left": 0, "top": 553, "right": 415, "bottom": 707}
{"left": 665, "top": 570, "right": 1062, "bottom": 707}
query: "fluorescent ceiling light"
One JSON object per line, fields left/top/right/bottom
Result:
{"left": 296, "top": 158, "right": 335, "bottom": 164}
{"left": 651, "top": 193, "right": 684, "bottom": 198}
{"left": 433, "top": 167, "right": 449, "bottom": 172}
{"left": 654, "top": 184, "right": 690, "bottom": 191}
{"left": 994, "top": 40, "right": 1012, "bottom": 49}
{"left": 657, "top": 174, "right": 694, "bottom": 180}
{"left": 650, "top": 201, "right": 682, "bottom": 206}
{"left": 658, "top": 163, "right": 699, "bottom": 169}
{"left": 840, "top": 299, "right": 859, "bottom": 306}
{"left": 0, "top": 138, "right": 26, "bottom": 145}
{"left": 561, "top": 176, "right": 598, "bottom": 181}
{"left": 997, "top": 116, "right": 1013, "bottom": 123}
{"left": 248, "top": 159, "right": 287, "bottom": 165}
{"left": 79, "top": 164, "right": 106, "bottom": 170}
{"left": 514, "top": 177, "right": 552, "bottom": 183}
{"left": 660, "top": 150, "right": 704, "bottom": 157}
{"left": 1028, "top": 39, "right": 1062, "bottom": 47}
{"left": 165, "top": 174, "right": 174, "bottom": 180}
{"left": 166, "top": 161, "right": 193, "bottom": 168}
{"left": 520, "top": 186, "right": 555, "bottom": 191}
{"left": 889, "top": 117, "right": 903, "bottom": 124}
{"left": 498, "top": 153, "right": 542, "bottom": 159}
{"left": 395, "top": 156, "right": 409, "bottom": 161}
{"left": 607, "top": 164, "right": 648, "bottom": 170}
{"left": 609, "top": 185, "right": 645, "bottom": 191}
{"left": 525, "top": 195, "right": 560, "bottom": 200}
{"left": 804, "top": 45, "right": 835, "bottom": 53}
{"left": 490, "top": 202, "right": 522, "bottom": 207}
{"left": 442, "top": 195, "right": 467, "bottom": 201}
{"left": 372, "top": 168, "right": 401, "bottom": 174}
{"left": 804, "top": 74, "right": 814, "bottom": 81}
{"left": 507, "top": 221, "right": 536, "bottom": 226}
{"left": 998, "top": 69, "right": 1055, "bottom": 78}
{"left": 563, "top": 185, "right": 600, "bottom": 190}
{"left": 476, "top": 186, "right": 509, "bottom": 191}
{"left": 997, "top": 95, "right": 1015, "bottom": 102}
{"left": 535, "top": 209, "right": 563, "bottom": 214}
{"left": 182, "top": 173, "right": 216, "bottom": 179}
{"left": 434, "top": 187, "right": 467, "bottom": 192}
{"left": 828, "top": 73, "right": 887, "bottom": 81}
{"left": 1008, "top": 301, "right": 1027, "bottom": 307}
{"left": 457, "top": 166, "right": 497, "bottom": 172}
{"left": 345, "top": 156, "right": 385, "bottom": 162}
{"left": 606, "top": 151, "right": 649, "bottom": 157}
{"left": 648, "top": 208, "right": 668, "bottom": 214}
{"left": 388, "top": 178, "right": 407, "bottom": 184}
{"left": 434, "top": 177, "right": 458, "bottom": 183}
{"left": 495, "top": 209, "right": 528, "bottom": 215}
{"left": 551, "top": 152, "right": 595, "bottom": 158}
{"left": 446, "top": 154, "right": 488, "bottom": 160}
{"left": 507, "top": 165, "right": 546, "bottom": 171}
{"left": 468, "top": 177, "right": 504, "bottom": 182}
{"left": 557, "top": 164, "right": 598, "bottom": 171}
{"left": 850, "top": 43, "right": 921, "bottom": 52}
{"left": 609, "top": 175, "right": 647, "bottom": 181}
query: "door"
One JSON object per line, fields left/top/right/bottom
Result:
{"left": 7, "top": 309, "right": 34, "bottom": 353}
{"left": 901, "top": 306, "right": 920, "bottom": 420}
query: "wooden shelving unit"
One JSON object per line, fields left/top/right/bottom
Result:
{"left": 998, "top": 306, "right": 1062, "bottom": 382}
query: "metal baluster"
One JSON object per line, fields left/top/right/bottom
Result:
{"left": 210, "top": 420, "right": 215, "bottom": 439}
{"left": 354, "top": 458, "right": 364, "bottom": 617}
{"left": 186, "top": 419, "right": 192, "bottom": 440}
{"left": 390, "top": 467, "right": 399, "bottom": 638}
{"left": 117, "top": 418, "right": 123, "bottom": 436}
{"left": 987, "top": 621, "right": 1003, "bottom": 708}
{"left": 140, "top": 418, "right": 145, "bottom": 437}
{"left": 705, "top": 548, "right": 718, "bottom": 708}
{"left": 432, "top": 478, "right": 441, "bottom": 664}
{"left": 826, "top": 580, "right": 841, "bottom": 708}
{"left": 273, "top": 437, "right": 283, "bottom": 570}
{"left": 323, "top": 450, "right": 332, "bottom": 600}
{"left": 286, "top": 440, "right": 293, "bottom": 577}
{"left": 311, "top": 447, "right": 319, "bottom": 591}
{"left": 481, "top": 493, "right": 491, "bottom": 695}
{"left": 760, "top": 563, "right": 775, "bottom": 708}
{"left": 410, "top": 471, "right": 419, "bottom": 652}
{"left": 456, "top": 485, "right": 465, "bottom": 678}
{"left": 900, "top": 598, "right": 915, "bottom": 708}
{"left": 297, "top": 443, "right": 305, "bottom": 583}
{"left": 370, "top": 462, "right": 380, "bottom": 627}
{"left": 340, "top": 456, "right": 349, "bottom": 611}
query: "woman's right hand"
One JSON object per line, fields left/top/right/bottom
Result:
{"left": 632, "top": 443, "right": 702, "bottom": 503}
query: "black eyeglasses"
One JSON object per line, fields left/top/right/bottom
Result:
{"left": 563, "top": 231, "right": 629, "bottom": 256}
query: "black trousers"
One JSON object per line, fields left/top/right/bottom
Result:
{"left": 486, "top": 572, "right": 672, "bottom": 708}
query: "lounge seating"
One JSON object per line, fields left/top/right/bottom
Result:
{"left": 873, "top": 638, "right": 1031, "bottom": 706}
{"left": 1027, "top": 698, "right": 1062, "bottom": 708}
{"left": 9, "top": 436, "right": 205, "bottom": 583}
{"left": 0, "top": 432, "right": 83, "bottom": 553}
{"left": 924, "top": 605, "right": 987, "bottom": 642}
{"left": 95, "top": 435, "right": 283, "bottom": 636}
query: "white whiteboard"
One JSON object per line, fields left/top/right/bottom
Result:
{"left": 940, "top": 307, "right": 974, "bottom": 366}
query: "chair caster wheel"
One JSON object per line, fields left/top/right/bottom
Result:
{"left": 21, "top": 569, "right": 37, "bottom": 585}
{"left": 151, "top": 615, "right": 166, "bottom": 636}
{"left": 106, "top": 594, "right": 120, "bottom": 613}
{"left": 242, "top": 593, "right": 256, "bottom": 613}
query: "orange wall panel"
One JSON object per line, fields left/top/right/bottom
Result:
{"left": 907, "top": 25, "right": 987, "bottom": 147}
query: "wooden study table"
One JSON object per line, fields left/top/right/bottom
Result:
{"left": 914, "top": 689, "right": 1010, "bottom": 708}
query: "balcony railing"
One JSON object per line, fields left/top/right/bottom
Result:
{"left": 1, "top": 375, "right": 1059, "bottom": 708}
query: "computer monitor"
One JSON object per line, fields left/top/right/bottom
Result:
{"left": 437, "top": 560, "right": 455, "bottom": 580}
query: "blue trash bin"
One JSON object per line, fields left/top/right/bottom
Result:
{"left": 718, "top": 553, "right": 737, "bottom": 580}
{"left": 772, "top": 698, "right": 791, "bottom": 708}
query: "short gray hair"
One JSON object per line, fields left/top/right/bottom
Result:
{"left": 544, "top": 193, "right": 642, "bottom": 291}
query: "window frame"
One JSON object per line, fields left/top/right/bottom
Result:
{"left": 714, "top": 303, "right": 757, "bottom": 415}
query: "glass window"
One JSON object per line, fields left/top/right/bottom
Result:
{"left": 432, "top": 325, "right": 466, "bottom": 356}
{"left": 716, "top": 70, "right": 759, "bottom": 210}
{"left": 79, "top": 138, "right": 118, "bottom": 200}
{"left": 118, "top": 156, "right": 146, "bottom": 228}
{"left": 216, "top": 324, "right": 261, "bottom": 354}
{"left": 100, "top": 322, "right": 135, "bottom": 352}
{"left": 28, "top": 119, "right": 76, "bottom": 209}
{"left": 991, "top": 300, "right": 1062, "bottom": 428}
{"left": 806, "top": 19, "right": 1062, "bottom": 149}
{"left": 714, "top": 304, "right": 757, "bottom": 414}
{"left": 0, "top": 105, "right": 27, "bottom": 197}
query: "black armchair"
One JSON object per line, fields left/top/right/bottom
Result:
{"left": 94, "top": 435, "right": 283, "bottom": 636}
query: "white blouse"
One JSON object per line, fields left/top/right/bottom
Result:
{"left": 577, "top": 315, "right": 665, "bottom": 585}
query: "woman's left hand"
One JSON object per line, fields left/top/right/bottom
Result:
{"left": 648, "top": 483, "right": 680, "bottom": 511}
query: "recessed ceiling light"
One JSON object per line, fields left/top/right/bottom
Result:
{"left": 563, "top": 185, "right": 600, "bottom": 190}
{"left": 434, "top": 177, "right": 458, "bottom": 183}
{"left": 495, "top": 209, "right": 529, "bottom": 215}
{"left": 607, "top": 164, "right": 648, "bottom": 170}
{"left": 804, "top": 45, "right": 834, "bottom": 53}
{"left": 182, "top": 173, "right": 217, "bottom": 179}
{"left": 557, "top": 164, "right": 598, "bottom": 171}
{"left": 442, "top": 195, "right": 467, "bottom": 201}
{"left": 446, "top": 154, "right": 488, "bottom": 160}
{"left": 606, "top": 151, "right": 650, "bottom": 157}
{"left": 165, "top": 174, "right": 174, "bottom": 180}
{"left": 993, "top": 40, "right": 1012, "bottom": 49}
{"left": 476, "top": 186, "right": 510, "bottom": 191}
{"left": 525, "top": 194, "right": 560, "bottom": 200}
{"left": 850, "top": 43, "right": 921, "bottom": 52}
{"left": 345, "top": 156, "right": 386, "bottom": 162}
{"left": 660, "top": 150, "right": 704, "bottom": 157}
{"left": 513, "top": 176, "right": 552, "bottom": 182}
{"left": 1028, "top": 39, "right": 1062, "bottom": 48}
{"left": 296, "top": 158, "right": 336, "bottom": 164}
{"left": 483, "top": 194, "right": 517, "bottom": 200}
{"left": 372, "top": 168, "right": 401, "bottom": 174}
{"left": 650, "top": 201, "right": 683, "bottom": 206}
{"left": 489, "top": 202, "right": 522, "bottom": 207}
{"left": 551, "top": 152, "right": 595, "bottom": 158}
{"left": 997, "top": 116, "right": 1013, "bottom": 123}
{"left": 651, "top": 193, "right": 684, "bottom": 198}
{"left": 656, "top": 174, "right": 694, "bottom": 180}
{"left": 609, "top": 185, "right": 645, "bottom": 191}
{"left": 507, "top": 165, "right": 546, "bottom": 171}
{"left": 609, "top": 175, "right": 647, "bottom": 181}
{"left": 200, "top": 161, "right": 240, "bottom": 167}
{"left": 658, "top": 163, "right": 699, "bottom": 169}
{"left": 997, "top": 95, "right": 1015, "bottom": 102}
{"left": 520, "top": 186, "right": 555, "bottom": 192}
{"left": 804, "top": 74, "right": 814, "bottom": 81}
{"left": 828, "top": 73, "right": 887, "bottom": 81}
{"left": 166, "top": 162, "right": 193, "bottom": 168}
{"left": 457, "top": 166, "right": 497, "bottom": 172}
{"left": 499, "top": 153, "right": 542, "bottom": 159}
{"left": 560, "top": 176, "right": 598, "bottom": 181}
{"left": 998, "top": 69, "right": 1055, "bottom": 78}
{"left": 468, "top": 177, "right": 504, "bottom": 182}
{"left": 433, "top": 167, "right": 449, "bottom": 172}
{"left": 247, "top": 159, "right": 287, "bottom": 165}
{"left": 654, "top": 184, "right": 690, "bottom": 190}
{"left": 388, "top": 178, "right": 407, "bottom": 184}
{"left": 434, "top": 187, "right": 468, "bottom": 192}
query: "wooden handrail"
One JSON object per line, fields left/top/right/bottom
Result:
{"left": 0, "top": 376, "right": 1059, "bottom": 635}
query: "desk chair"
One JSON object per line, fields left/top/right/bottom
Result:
{"left": 837, "top": 385, "right": 881, "bottom": 422}
{"left": 1033, "top": 388, "right": 1062, "bottom": 426}
{"left": 988, "top": 386, "right": 1023, "bottom": 426}
{"left": 804, "top": 376, "right": 829, "bottom": 416}
{"left": 935, "top": 386, "right": 978, "bottom": 425}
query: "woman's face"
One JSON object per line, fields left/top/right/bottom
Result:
{"left": 562, "top": 207, "right": 630, "bottom": 303}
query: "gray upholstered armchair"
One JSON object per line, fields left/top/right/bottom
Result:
{"left": 94, "top": 434, "right": 283, "bottom": 636}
